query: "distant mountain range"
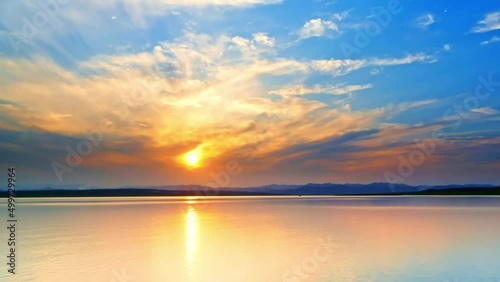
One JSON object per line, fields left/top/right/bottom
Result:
{"left": 2, "top": 183, "right": 499, "bottom": 197}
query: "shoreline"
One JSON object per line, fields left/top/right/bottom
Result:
{"left": 2, "top": 187, "right": 500, "bottom": 198}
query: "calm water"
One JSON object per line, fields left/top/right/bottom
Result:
{"left": 2, "top": 196, "right": 500, "bottom": 282}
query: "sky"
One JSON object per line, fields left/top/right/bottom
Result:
{"left": 0, "top": 0, "right": 499, "bottom": 188}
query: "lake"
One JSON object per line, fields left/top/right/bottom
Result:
{"left": 3, "top": 196, "right": 500, "bottom": 281}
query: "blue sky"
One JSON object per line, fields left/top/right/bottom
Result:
{"left": 0, "top": 0, "right": 499, "bottom": 188}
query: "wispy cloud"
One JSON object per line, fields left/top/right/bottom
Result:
{"left": 416, "top": 13, "right": 435, "bottom": 29}
{"left": 471, "top": 11, "right": 500, "bottom": 33}
{"left": 331, "top": 11, "right": 350, "bottom": 22}
{"left": 268, "top": 84, "right": 372, "bottom": 96}
{"left": 311, "top": 53, "right": 436, "bottom": 76}
{"left": 105, "top": 0, "right": 282, "bottom": 9}
{"left": 481, "top": 35, "right": 500, "bottom": 45}
{"left": 471, "top": 107, "right": 499, "bottom": 115}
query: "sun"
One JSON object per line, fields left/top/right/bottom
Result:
{"left": 185, "top": 151, "right": 200, "bottom": 167}
{"left": 183, "top": 148, "right": 202, "bottom": 168}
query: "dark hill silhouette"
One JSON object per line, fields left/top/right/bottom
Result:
{"left": 1, "top": 183, "right": 499, "bottom": 197}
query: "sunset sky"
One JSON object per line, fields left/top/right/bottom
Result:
{"left": 0, "top": 0, "right": 499, "bottom": 188}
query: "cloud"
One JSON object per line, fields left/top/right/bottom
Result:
{"left": 253, "top": 33, "right": 275, "bottom": 47}
{"left": 131, "top": 0, "right": 282, "bottom": 6}
{"left": 370, "top": 68, "right": 383, "bottom": 75}
{"left": 481, "top": 35, "right": 500, "bottom": 45}
{"left": 230, "top": 33, "right": 275, "bottom": 55}
{"left": 416, "top": 13, "right": 435, "bottom": 29}
{"left": 231, "top": 36, "right": 255, "bottom": 52}
{"left": 370, "top": 53, "right": 437, "bottom": 65}
{"left": 0, "top": 1, "right": 498, "bottom": 187}
{"left": 299, "top": 18, "right": 339, "bottom": 39}
{"left": 471, "top": 107, "right": 499, "bottom": 115}
{"left": 332, "top": 11, "right": 350, "bottom": 22}
{"left": 268, "top": 84, "right": 372, "bottom": 96}
{"left": 311, "top": 53, "right": 435, "bottom": 76}
{"left": 471, "top": 12, "right": 500, "bottom": 33}
{"left": 117, "top": 0, "right": 283, "bottom": 26}
{"left": 0, "top": 0, "right": 283, "bottom": 37}
{"left": 388, "top": 99, "right": 437, "bottom": 115}
{"left": 5, "top": 27, "right": 445, "bottom": 186}
{"left": 0, "top": 31, "right": 386, "bottom": 180}
{"left": 255, "top": 117, "right": 500, "bottom": 183}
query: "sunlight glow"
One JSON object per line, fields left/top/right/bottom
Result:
{"left": 183, "top": 148, "right": 202, "bottom": 168}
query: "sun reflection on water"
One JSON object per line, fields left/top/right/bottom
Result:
{"left": 185, "top": 206, "right": 198, "bottom": 265}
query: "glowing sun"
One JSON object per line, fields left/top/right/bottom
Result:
{"left": 183, "top": 148, "right": 202, "bottom": 168}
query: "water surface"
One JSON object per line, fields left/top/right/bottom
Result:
{"left": 3, "top": 196, "right": 500, "bottom": 281}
